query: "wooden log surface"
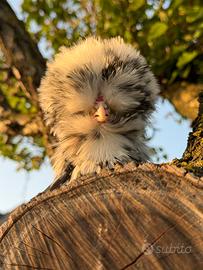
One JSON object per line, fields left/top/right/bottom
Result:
{"left": 0, "top": 163, "right": 202, "bottom": 270}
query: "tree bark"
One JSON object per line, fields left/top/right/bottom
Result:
{"left": 0, "top": 163, "right": 202, "bottom": 270}
{"left": 0, "top": 0, "right": 46, "bottom": 100}
{"left": 174, "top": 92, "right": 203, "bottom": 176}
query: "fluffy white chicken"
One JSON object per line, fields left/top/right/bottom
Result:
{"left": 39, "top": 37, "right": 159, "bottom": 188}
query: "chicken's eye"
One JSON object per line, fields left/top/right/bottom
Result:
{"left": 72, "top": 111, "right": 86, "bottom": 116}
{"left": 108, "top": 109, "right": 137, "bottom": 124}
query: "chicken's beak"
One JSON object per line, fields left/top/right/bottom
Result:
{"left": 94, "top": 104, "right": 109, "bottom": 123}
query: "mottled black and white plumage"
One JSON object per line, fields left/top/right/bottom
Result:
{"left": 39, "top": 37, "right": 159, "bottom": 185}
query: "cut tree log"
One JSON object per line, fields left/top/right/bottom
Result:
{"left": 0, "top": 163, "right": 202, "bottom": 270}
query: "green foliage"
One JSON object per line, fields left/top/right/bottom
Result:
{"left": 0, "top": 65, "right": 45, "bottom": 171}
{"left": 1, "top": 0, "right": 203, "bottom": 171}
{"left": 95, "top": 0, "right": 203, "bottom": 85}
{"left": 176, "top": 51, "right": 198, "bottom": 69}
{"left": 22, "top": 0, "right": 94, "bottom": 53}
{"left": 21, "top": 0, "right": 203, "bottom": 84}
{"left": 148, "top": 22, "right": 168, "bottom": 41}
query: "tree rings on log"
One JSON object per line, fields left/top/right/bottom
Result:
{"left": 0, "top": 163, "right": 202, "bottom": 269}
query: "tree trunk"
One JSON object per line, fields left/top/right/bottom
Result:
{"left": 0, "top": 0, "right": 46, "bottom": 97}
{"left": 174, "top": 92, "right": 203, "bottom": 175}
{"left": 0, "top": 163, "right": 202, "bottom": 270}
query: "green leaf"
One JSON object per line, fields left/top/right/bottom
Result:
{"left": 172, "top": 44, "right": 188, "bottom": 55}
{"left": 186, "top": 7, "right": 203, "bottom": 23}
{"left": 182, "top": 66, "right": 191, "bottom": 78}
{"left": 171, "top": 0, "right": 183, "bottom": 9}
{"left": 130, "top": 0, "right": 145, "bottom": 11}
{"left": 148, "top": 22, "right": 168, "bottom": 41}
{"left": 169, "top": 70, "right": 179, "bottom": 84}
{"left": 176, "top": 51, "right": 198, "bottom": 69}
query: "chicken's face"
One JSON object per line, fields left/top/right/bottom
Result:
{"left": 94, "top": 96, "right": 109, "bottom": 123}
{"left": 39, "top": 37, "right": 159, "bottom": 180}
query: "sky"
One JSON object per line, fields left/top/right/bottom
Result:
{"left": 0, "top": 0, "right": 191, "bottom": 213}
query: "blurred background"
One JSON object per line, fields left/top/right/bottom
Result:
{"left": 0, "top": 0, "right": 202, "bottom": 214}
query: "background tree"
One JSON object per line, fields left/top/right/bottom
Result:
{"left": 0, "top": 0, "right": 202, "bottom": 172}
